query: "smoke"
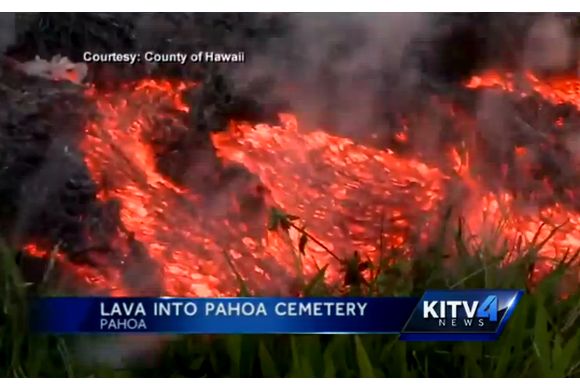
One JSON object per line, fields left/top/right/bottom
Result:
{"left": 469, "top": 13, "right": 579, "bottom": 208}
{"left": 523, "top": 14, "right": 575, "bottom": 73}
{"left": 230, "top": 13, "right": 433, "bottom": 138}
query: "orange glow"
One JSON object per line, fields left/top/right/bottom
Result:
{"left": 466, "top": 71, "right": 580, "bottom": 109}
{"left": 466, "top": 71, "right": 517, "bottom": 93}
{"left": 23, "top": 243, "right": 62, "bottom": 260}
{"left": 20, "top": 70, "right": 580, "bottom": 296}
{"left": 81, "top": 79, "right": 232, "bottom": 297}
{"left": 213, "top": 114, "right": 447, "bottom": 276}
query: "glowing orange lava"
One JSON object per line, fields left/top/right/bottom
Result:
{"left": 213, "top": 114, "right": 447, "bottom": 268}
{"left": 22, "top": 70, "right": 580, "bottom": 296}
{"left": 466, "top": 70, "right": 580, "bottom": 109}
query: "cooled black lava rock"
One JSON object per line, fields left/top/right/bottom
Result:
{"left": 9, "top": 13, "right": 136, "bottom": 64}
{"left": 0, "top": 66, "right": 164, "bottom": 294}
{"left": 0, "top": 68, "right": 89, "bottom": 233}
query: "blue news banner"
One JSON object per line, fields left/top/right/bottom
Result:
{"left": 31, "top": 290, "right": 523, "bottom": 341}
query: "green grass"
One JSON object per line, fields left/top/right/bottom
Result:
{"left": 1, "top": 213, "right": 580, "bottom": 378}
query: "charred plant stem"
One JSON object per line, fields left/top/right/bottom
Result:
{"left": 287, "top": 221, "right": 343, "bottom": 263}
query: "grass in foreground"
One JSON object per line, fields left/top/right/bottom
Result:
{"left": 1, "top": 213, "right": 580, "bottom": 377}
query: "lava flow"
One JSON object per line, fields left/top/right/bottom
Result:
{"left": 460, "top": 70, "right": 580, "bottom": 274}
{"left": 81, "top": 79, "right": 235, "bottom": 297}
{"left": 466, "top": 70, "right": 580, "bottom": 110}
{"left": 22, "top": 70, "right": 580, "bottom": 296}
{"left": 212, "top": 114, "right": 447, "bottom": 263}
{"left": 79, "top": 79, "right": 451, "bottom": 296}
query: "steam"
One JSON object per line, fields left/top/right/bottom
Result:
{"left": 521, "top": 13, "right": 579, "bottom": 174}
{"left": 523, "top": 14, "right": 574, "bottom": 73}
{"left": 230, "top": 13, "right": 433, "bottom": 137}
{"left": 470, "top": 13, "right": 579, "bottom": 209}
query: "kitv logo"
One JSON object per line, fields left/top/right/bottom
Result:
{"left": 400, "top": 290, "right": 522, "bottom": 341}
{"left": 422, "top": 295, "right": 498, "bottom": 327}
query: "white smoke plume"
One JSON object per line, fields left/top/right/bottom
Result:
{"left": 230, "top": 13, "right": 433, "bottom": 137}
{"left": 523, "top": 14, "right": 575, "bottom": 73}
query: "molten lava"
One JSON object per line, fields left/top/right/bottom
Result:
{"left": 466, "top": 70, "right": 580, "bottom": 110}
{"left": 22, "top": 70, "right": 580, "bottom": 296}
{"left": 81, "top": 80, "right": 234, "bottom": 296}
{"left": 212, "top": 114, "right": 447, "bottom": 268}
{"left": 462, "top": 70, "right": 580, "bottom": 272}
